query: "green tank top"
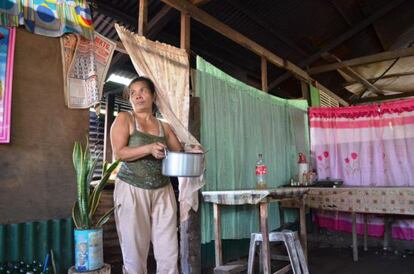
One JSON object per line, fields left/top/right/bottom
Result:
{"left": 117, "top": 115, "right": 170, "bottom": 189}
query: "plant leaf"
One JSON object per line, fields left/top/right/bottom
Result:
{"left": 95, "top": 205, "right": 118, "bottom": 228}
{"left": 89, "top": 160, "right": 119, "bottom": 220}
{"left": 86, "top": 151, "right": 102, "bottom": 190}
{"left": 71, "top": 201, "right": 82, "bottom": 229}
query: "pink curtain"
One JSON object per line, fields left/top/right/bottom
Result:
{"left": 310, "top": 98, "right": 414, "bottom": 240}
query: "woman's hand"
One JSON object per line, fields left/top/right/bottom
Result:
{"left": 148, "top": 142, "right": 167, "bottom": 159}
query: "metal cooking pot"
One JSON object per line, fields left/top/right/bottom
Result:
{"left": 162, "top": 149, "right": 205, "bottom": 177}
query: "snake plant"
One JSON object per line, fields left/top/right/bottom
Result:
{"left": 72, "top": 140, "right": 119, "bottom": 229}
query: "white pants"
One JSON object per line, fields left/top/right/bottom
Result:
{"left": 114, "top": 179, "right": 179, "bottom": 274}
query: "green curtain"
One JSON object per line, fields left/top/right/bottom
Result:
{"left": 198, "top": 57, "right": 309, "bottom": 243}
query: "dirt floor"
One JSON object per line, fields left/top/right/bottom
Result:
{"left": 307, "top": 246, "right": 414, "bottom": 274}
{"left": 201, "top": 246, "right": 414, "bottom": 274}
{"left": 202, "top": 228, "right": 414, "bottom": 274}
{"left": 123, "top": 227, "right": 414, "bottom": 274}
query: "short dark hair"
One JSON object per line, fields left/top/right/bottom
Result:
{"left": 128, "top": 76, "right": 156, "bottom": 95}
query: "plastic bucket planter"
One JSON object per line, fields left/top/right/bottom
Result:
{"left": 74, "top": 228, "right": 103, "bottom": 272}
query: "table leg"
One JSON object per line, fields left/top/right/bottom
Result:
{"left": 352, "top": 212, "right": 358, "bottom": 262}
{"left": 363, "top": 214, "right": 368, "bottom": 251}
{"left": 213, "top": 203, "right": 223, "bottom": 267}
{"left": 259, "top": 202, "right": 271, "bottom": 274}
{"left": 299, "top": 196, "right": 308, "bottom": 261}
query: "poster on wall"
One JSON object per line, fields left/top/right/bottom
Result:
{"left": 60, "top": 32, "right": 116, "bottom": 109}
{"left": 0, "top": 27, "right": 16, "bottom": 144}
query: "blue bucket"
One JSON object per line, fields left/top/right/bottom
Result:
{"left": 74, "top": 228, "right": 104, "bottom": 272}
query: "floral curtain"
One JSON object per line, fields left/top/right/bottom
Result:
{"left": 0, "top": 0, "right": 94, "bottom": 39}
{"left": 310, "top": 98, "right": 414, "bottom": 240}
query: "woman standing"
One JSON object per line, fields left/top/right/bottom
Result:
{"left": 110, "top": 76, "right": 181, "bottom": 274}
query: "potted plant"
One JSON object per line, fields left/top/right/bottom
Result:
{"left": 71, "top": 141, "right": 119, "bottom": 272}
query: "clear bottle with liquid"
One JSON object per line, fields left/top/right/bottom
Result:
{"left": 255, "top": 154, "right": 268, "bottom": 189}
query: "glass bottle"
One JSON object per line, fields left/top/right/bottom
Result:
{"left": 255, "top": 154, "right": 268, "bottom": 189}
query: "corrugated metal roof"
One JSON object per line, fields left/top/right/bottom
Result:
{"left": 92, "top": 0, "right": 414, "bottom": 102}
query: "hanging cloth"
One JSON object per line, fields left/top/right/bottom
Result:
{"left": 0, "top": 0, "right": 94, "bottom": 39}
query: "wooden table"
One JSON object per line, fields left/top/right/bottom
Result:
{"left": 281, "top": 187, "right": 414, "bottom": 262}
{"left": 202, "top": 188, "right": 309, "bottom": 274}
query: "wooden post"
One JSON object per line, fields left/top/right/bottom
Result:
{"left": 138, "top": 0, "right": 148, "bottom": 36}
{"left": 213, "top": 204, "right": 223, "bottom": 267}
{"left": 299, "top": 196, "right": 308, "bottom": 262}
{"left": 180, "top": 12, "right": 191, "bottom": 52}
{"left": 103, "top": 94, "right": 115, "bottom": 163}
{"left": 261, "top": 56, "right": 268, "bottom": 92}
{"left": 178, "top": 11, "right": 200, "bottom": 274}
{"left": 300, "top": 80, "right": 310, "bottom": 103}
{"left": 180, "top": 207, "right": 201, "bottom": 274}
{"left": 259, "top": 202, "right": 271, "bottom": 274}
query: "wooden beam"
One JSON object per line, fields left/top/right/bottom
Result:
{"left": 138, "top": 0, "right": 148, "bottom": 35}
{"left": 261, "top": 57, "right": 268, "bottom": 92}
{"left": 309, "top": 46, "right": 414, "bottom": 75}
{"left": 191, "top": 0, "right": 210, "bottom": 5}
{"left": 322, "top": 53, "right": 385, "bottom": 95}
{"left": 353, "top": 91, "right": 414, "bottom": 104}
{"left": 160, "top": 0, "right": 347, "bottom": 105}
{"left": 180, "top": 12, "right": 191, "bottom": 52}
{"left": 345, "top": 71, "right": 414, "bottom": 85}
{"left": 226, "top": 0, "right": 308, "bottom": 57}
{"left": 269, "top": 0, "right": 406, "bottom": 88}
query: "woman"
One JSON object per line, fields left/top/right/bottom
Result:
{"left": 110, "top": 76, "right": 182, "bottom": 274}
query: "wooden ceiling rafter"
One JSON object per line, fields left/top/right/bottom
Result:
{"left": 345, "top": 71, "right": 414, "bottom": 86}
{"left": 160, "top": 0, "right": 349, "bottom": 105}
{"left": 321, "top": 53, "right": 385, "bottom": 96}
{"left": 308, "top": 46, "right": 414, "bottom": 74}
{"left": 353, "top": 91, "right": 414, "bottom": 104}
{"left": 268, "top": 0, "right": 406, "bottom": 90}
